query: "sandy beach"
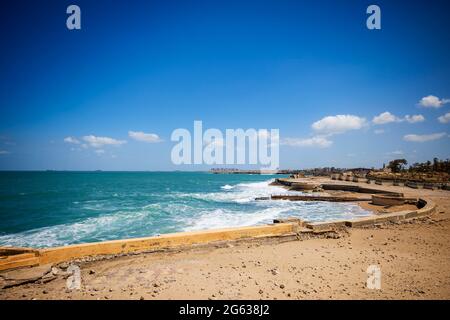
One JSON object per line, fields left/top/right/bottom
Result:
{"left": 1, "top": 179, "right": 449, "bottom": 300}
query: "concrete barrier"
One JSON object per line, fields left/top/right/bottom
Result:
{"left": 321, "top": 184, "right": 403, "bottom": 196}
{"left": 406, "top": 182, "right": 424, "bottom": 189}
{"left": 345, "top": 216, "right": 379, "bottom": 227}
{"left": 347, "top": 211, "right": 409, "bottom": 227}
{"left": 424, "top": 183, "right": 438, "bottom": 190}
{"left": 39, "top": 223, "right": 299, "bottom": 265}
{"left": 0, "top": 246, "right": 39, "bottom": 256}
{"left": 371, "top": 195, "right": 405, "bottom": 206}
{"left": 289, "top": 182, "right": 320, "bottom": 191}
{"left": 346, "top": 198, "right": 435, "bottom": 227}
{"left": 271, "top": 195, "right": 370, "bottom": 202}
{"left": 305, "top": 220, "right": 347, "bottom": 231}
{"left": 0, "top": 252, "right": 40, "bottom": 271}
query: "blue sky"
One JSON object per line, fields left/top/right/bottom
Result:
{"left": 0, "top": 0, "right": 449, "bottom": 170}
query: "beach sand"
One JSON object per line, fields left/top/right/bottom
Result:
{"left": 1, "top": 179, "right": 449, "bottom": 300}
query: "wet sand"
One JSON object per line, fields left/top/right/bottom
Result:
{"left": 1, "top": 180, "right": 449, "bottom": 300}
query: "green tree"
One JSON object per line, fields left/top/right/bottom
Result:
{"left": 387, "top": 159, "right": 408, "bottom": 173}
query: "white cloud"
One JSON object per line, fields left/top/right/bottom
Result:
{"left": 372, "top": 112, "right": 425, "bottom": 125}
{"left": 403, "top": 132, "right": 446, "bottom": 142}
{"left": 94, "top": 149, "right": 105, "bottom": 155}
{"left": 372, "top": 111, "right": 401, "bottom": 125}
{"left": 418, "top": 95, "right": 450, "bottom": 108}
{"left": 404, "top": 114, "right": 425, "bottom": 123}
{"left": 128, "top": 131, "right": 162, "bottom": 143}
{"left": 82, "top": 135, "right": 126, "bottom": 148}
{"left": 0, "top": 150, "right": 11, "bottom": 155}
{"left": 64, "top": 136, "right": 80, "bottom": 144}
{"left": 438, "top": 112, "right": 450, "bottom": 124}
{"left": 312, "top": 115, "right": 367, "bottom": 135}
{"left": 374, "top": 129, "right": 385, "bottom": 134}
{"left": 281, "top": 136, "right": 332, "bottom": 148}
{"left": 286, "top": 115, "right": 365, "bottom": 148}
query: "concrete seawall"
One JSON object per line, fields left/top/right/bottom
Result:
{"left": 0, "top": 223, "right": 295, "bottom": 271}
{"left": 0, "top": 196, "right": 436, "bottom": 272}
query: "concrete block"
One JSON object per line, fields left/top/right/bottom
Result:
{"left": 273, "top": 218, "right": 304, "bottom": 227}
{"left": 406, "top": 182, "right": 423, "bottom": 189}
{"left": 306, "top": 220, "right": 347, "bottom": 231}
{"left": 375, "top": 212, "right": 407, "bottom": 223}
{"left": 372, "top": 195, "right": 405, "bottom": 206}
{"left": 345, "top": 216, "right": 377, "bottom": 227}
{"left": 0, "top": 256, "right": 40, "bottom": 272}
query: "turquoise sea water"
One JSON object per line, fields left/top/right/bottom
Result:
{"left": 0, "top": 172, "right": 370, "bottom": 248}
